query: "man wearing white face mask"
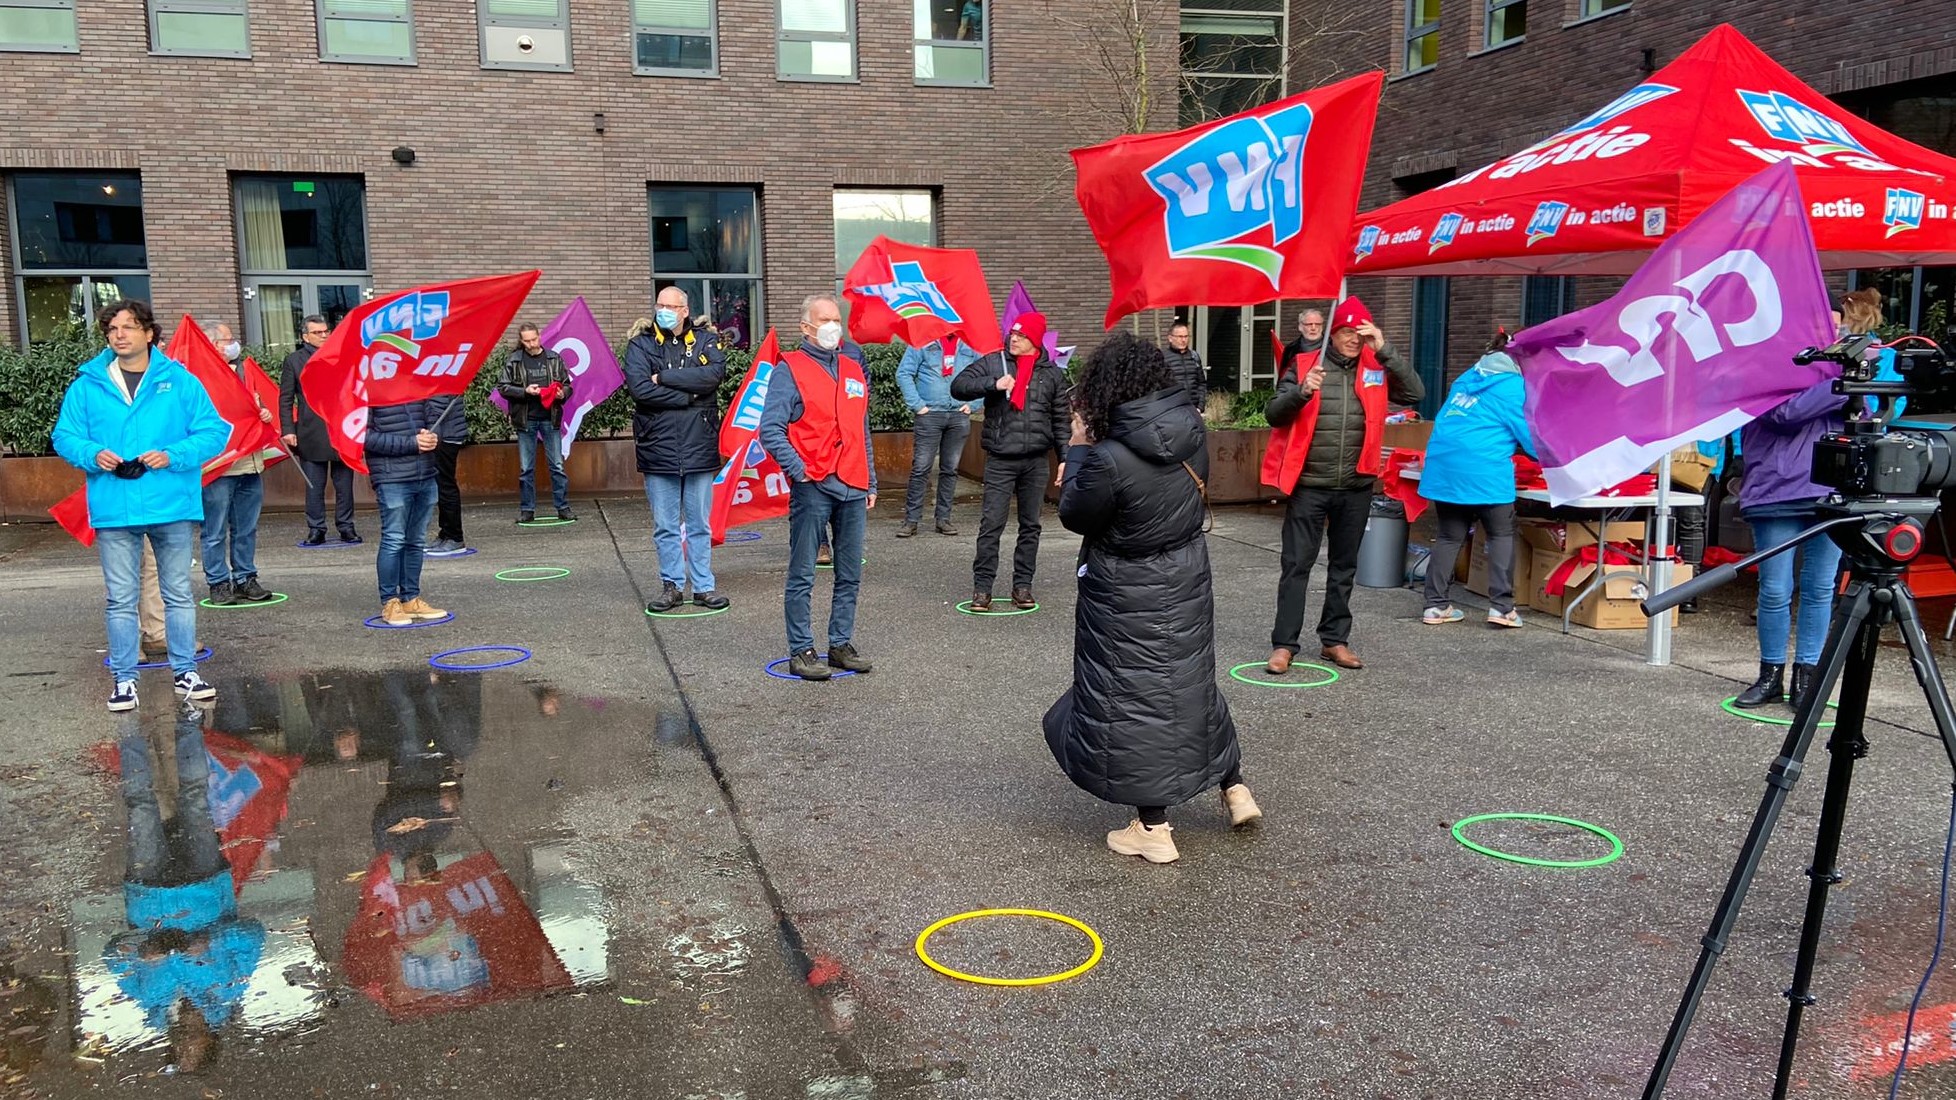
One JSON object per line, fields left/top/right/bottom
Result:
{"left": 759, "top": 295, "right": 877, "bottom": 681}
{"left": 199, "top": 321, "right": 277, "bottom": 604}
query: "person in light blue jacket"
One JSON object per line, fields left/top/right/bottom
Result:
{"left": 894, "top": 336, "right": 981, "bottom": 536}
{"left": 51, "top": 300, "right": 228, "bottom": 711}
{"left": 1417, "top": 330, "right": 1536, "bottom": 628}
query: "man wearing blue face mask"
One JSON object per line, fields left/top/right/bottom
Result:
{"left": 198, "top": 321, "right": 277, "bottom": 605}
{"left": 624, "top": 287, "right": 729, "bottom": 613}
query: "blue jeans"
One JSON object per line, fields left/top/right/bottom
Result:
{"left": 785, "top": 482, "right": 866, "bottom": 654}
{"left": 120, "top": 709, "right": 222, "bottom": 885}
{"left": 1750, "top": 511, "right": 1843, "bottom": 665}
{"left": 645, "top": 472, "right": 716, "bottom": 592}
{"left": 99, "top": 522, "right": 198, "bottom": 680}
{"left": 200, "top": 473, "right": 263, "bottom": 586}
{"left": 375, "top": 477, "right": 438, "bottom": 603}
{"left": 516, "top": 421, "right": 569, "bottom": 512}
{"left": 904, "top": 410, "right": 970, "bottom": 525}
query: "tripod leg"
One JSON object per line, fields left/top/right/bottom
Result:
{"left": 1770, "top": 592, "right": 1884, "bottom": 1099}
{"left": 1891, "top": 584, "right": 1956, "bottom": 773}
{"left": 1643, "top": 582, "right": 1876, "bottom": 1099}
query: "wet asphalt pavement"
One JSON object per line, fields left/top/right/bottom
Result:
{"left": 3, "top": 490, "right": 1956, "bottom": 1099}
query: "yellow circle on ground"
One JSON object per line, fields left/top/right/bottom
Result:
{"left": 913, "top": 908, "right": 1104, "bottom": 987}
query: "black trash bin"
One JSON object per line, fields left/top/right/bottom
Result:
{"left": 1358, "top": 496, "right": 1409, "bottom": 588}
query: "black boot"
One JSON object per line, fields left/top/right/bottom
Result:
{"left": 1790, "top": 663, "right": 1818, "bottom": 711}
{"left": 1679, "top": 596, "right": 1701, "bottom": 614}
{"left": 645, "top": 581, "right": 683, "bottom": 613}
{"left": 1733, "top": 661, "right": 1786, "bottom": 709}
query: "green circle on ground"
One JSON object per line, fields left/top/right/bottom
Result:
{"left": 1227, "top": 661, "right": 1339, "bottom": 688}
{"left": 494, "top": 567, "right": 572, "bottom": 582}
{"left": 517, "top": 517, "right": 577, "bottom": 527}
{"left": 955, "top": 601, "right": 1040, "bottom": 616}
{"left": 646, "top": 604, "right": 731, "bottom": 618}
{"left": 199, "top": 592, "right": 289, "bottom": 609}
{"left": 1718, "top": 695, "right": 1837, "bottom": 727}
{"left": 1451, "top": 812, "right": 1624, "bottom": 869}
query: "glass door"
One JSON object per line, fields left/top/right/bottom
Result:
{"left": 244, "top": 278, "right": 370, "bottom": 357}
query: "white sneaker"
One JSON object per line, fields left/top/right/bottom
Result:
{"left": 107, "top": 680, "right": 138, "bottom": 712}
{"left": 1423, "top": 606, "right": 1465, "bottom": 624}
{"left": 174, "top": 671, "right": 217, "bottom": 701}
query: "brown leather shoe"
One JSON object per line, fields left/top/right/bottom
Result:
{"left": 1320, "top": 644, "right": 1364, "bottom": 670}
{"left": 970, "top": 591, "right": 993, "bottom": 612}
{"left": 1011, "top": 587, "right": 1036, "bottom": 609}
{"left": 1265, "top": 647, "right": 1293, "bottom": 674}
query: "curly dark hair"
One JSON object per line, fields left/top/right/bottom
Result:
{"left": 96, "top": 298, "right": 159, "bottom": 346}
{"left": 1072, "top": 329, "right": 1175, "bottom": 443}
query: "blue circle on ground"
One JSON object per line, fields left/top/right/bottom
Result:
{"left": 764, "top": 656, "right": 860, "bottom": 680}
{"left": 723, "top": 531, "right": 762, "bottom": 543}
{"left": 429, "top": 645, "right": 531, "bottom": 671}
{"left": 363, "top": 611, "right": 457, "bottom": 629}
{"left": 425, "top": 546, "right": 479, "bottom": 559}
{"left": 108, "top": 646, "right": 213, "bottom": 671}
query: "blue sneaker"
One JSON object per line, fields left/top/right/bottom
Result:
{"left": 174, "top": 671, "right": 217, "bottom": 701}
{"left": 108, "top": 680, "right": 138, "bottom": 712}
{"left": 1422, "top": 606, "right": 1465, "bottom": 625}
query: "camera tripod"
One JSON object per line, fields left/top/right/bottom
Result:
{"left": 1640, "top": 497, "right": 1956, "bottom": 1098}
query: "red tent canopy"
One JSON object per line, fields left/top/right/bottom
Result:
{"left": 1347, "top": 23, "right": 1956, "bottom": 277}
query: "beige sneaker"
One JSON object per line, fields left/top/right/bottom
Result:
{"left": 402, "top": 597, "right": 447, "bottom": 620}
{"left": 1222, "top": 784, "right": 1264, "bottom": 828}
{"left": 380, "top": 598, "right": 411, "bottom": 626}
{"left": 1106, "top": 820, "right": 1179, "bottom": 863}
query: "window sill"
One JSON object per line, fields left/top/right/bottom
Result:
{"left": 319, "top": 55, "right": 418, "bottom": 66}
{"left": 1387, "top": 64, "right": 1435, "bottom": 83}
{"left": 1562, "top": 5, "right": 1630, "bottom": 30}
{"left": 484, "top": 62, "right": 574, "bottom": 73}
{"left": 150, "top": 49, "right": 253, "bottom": 59}
{"left": 777, "top": 74, "right": 859, "bottom": 83}
{"left": 0, "top": 43, "right": 80, "bottom": 53}
{"left": 635, "top": 67, "right": 720, "bottom": 78}
{"left": 915, "top": 79, "right": 992, "bottom": 88}
{"left": 1470, "top": 36, "right": 1524, "bottom": 58}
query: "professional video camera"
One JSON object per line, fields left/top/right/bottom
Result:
{"left": 1800, "top": 330, "right": 1956, "bottom": 497}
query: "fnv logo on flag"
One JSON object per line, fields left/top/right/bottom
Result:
{"left": 1510, "top": 160, "right": 1836, "bottom": 504}
{"left": 1739, "top": 88, "right": 1869, "bottom": 155}
{"left": 1072, "top": 70, "right": 1383, "bottom": 327}
{"left": 1429, "top": 213, "right": 1464, "bottom": 253}
{"left": 843, "top": 237, "right": 1001, "bottom": 354}
{"left": 1526, "top": 201, "right": 1570, "bottom": 245}
{"left": 859, "top": 261, "right": 962, "bottom": 323}
{"left": 709, "top": 329, "right": 792, "bottom": 544}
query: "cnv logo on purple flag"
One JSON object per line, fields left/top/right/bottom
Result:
{"left": 1510, "top": 160, "right": 1836, "bottom": 504}
{"left": 489, "top": 296, "right": 625, "bottom": 456}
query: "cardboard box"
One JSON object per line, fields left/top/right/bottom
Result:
{"left": 1555, "top": 561, "right": 1693, "bottom": 629}
{"left": 1519, "top": 518, "right": 1646, "bottom": 553}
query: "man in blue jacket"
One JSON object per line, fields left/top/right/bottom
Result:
{"left": 894, "top": 336, "right": 978, "bottom": 538}
{"left": 364, "top": 400, "right": 449, "bottom": 627}
{"left": 53, "top": 300, "right": 229, "bottom": 711}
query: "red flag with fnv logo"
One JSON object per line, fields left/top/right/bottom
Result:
{"left": 709, "top": 330, "right": 792, "bottom": 545}
{"left": 300, "top": 272, "right": 540, "bottom": 473}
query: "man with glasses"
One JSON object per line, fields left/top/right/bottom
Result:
{"left": 1280, "top": 308, "right": 1327, "bottom": 381}
{"left": 1162, "top": 319, "right": 1206, "bottom": 409}
{"left": 280, "top": 315, "right": 360, "bottom": 545}
{"left": 52, "top": 300, "right": 228, "bottom": 710}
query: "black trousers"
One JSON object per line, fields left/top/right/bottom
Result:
{"left": 1424, "top": 502, "right": 1517, "bottom": 614}
{"left": 433, "top": 441, "right": 465, "bottom": 542}
{"left": 1673, "top": 472, "right": 1723, "bottom": 567}
{"left": 302, "top": 458, "right": 356, "bottom": 537}
{"left": 1270, "top": 485, "right": 1371, "bottom": 652}
{"left": 972, "top": 453, "right": 1048, "bottom": 592}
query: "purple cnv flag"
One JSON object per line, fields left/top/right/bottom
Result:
{"left": 1511, "top": 160, "right": 1836, "bottom": 504}
{"left": 1000, "top": 280, "right": 1073, "bottom": 369}
{"left": 490, "top": 296, "right": 625, "bottom": 456}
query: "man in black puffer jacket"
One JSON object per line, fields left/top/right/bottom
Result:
{"left": 496, "top": 323, "right": 575, "bottom": 526}
{"left": 622, "top": 287, "right": 730, "bottom": 613}
{"left": 1161, "top": 318, "right": 1206, "bottom": 409}
{"left": 952, "top": 311, "right": 1069, "bottom": 611}
{"left": 364, "top": 399, "right": 447, "bottom": 628}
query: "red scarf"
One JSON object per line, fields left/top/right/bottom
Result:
{"left": 1009, "top": 353, "right": 1036, "bottom": 410}
{"left": 941, "top": 335, "right": 959, "bottom": 377}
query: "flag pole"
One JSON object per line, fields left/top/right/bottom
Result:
{"left": 1646, "top": 453, "right": 1675, "bottom": 666}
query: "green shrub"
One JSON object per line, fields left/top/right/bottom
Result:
{"left": 0, "top": 333, "right": 93, "bottom": 456}
{"left": 1227, "top": 387, "right": 1275, "bottom": 428}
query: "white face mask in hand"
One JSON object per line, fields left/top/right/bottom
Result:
{"left": 814, "top": 321, "right": 843, "bottom": 351}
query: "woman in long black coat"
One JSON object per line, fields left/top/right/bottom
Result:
{"left": 1043, "top": 331, "right": 1260, "bottom": 864}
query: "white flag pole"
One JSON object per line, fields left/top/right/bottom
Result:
{"left": 1647, "top": 452, "right": 1674, "bottom": 666}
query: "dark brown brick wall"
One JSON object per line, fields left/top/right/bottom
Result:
{"left": 1291, "top": 0, "right": 1956, "bottom": 392}
{"left": 0, "top": 0, "right": 1179, "bottom": 349}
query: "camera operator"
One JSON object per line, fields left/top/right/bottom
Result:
{"left": 1731, "top": 293, "right": 1876, "bottom": 711}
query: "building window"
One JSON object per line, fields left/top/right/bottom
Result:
{"left": 480, "top": 0, "right": 569, "bottom": 71}
{"left": 779, "top": 0, "right": 854, "bottom": 81}
{"left": 833, "top": 189, "right": 935, "bottom": 308}
{"left": 1579, "top": 0, "right": 1628, "bottom": 16}
{"left": 8, "top": 173, "right": 149, "bottom": 345}
{"left": 1483, "top": 0, "right": 1522, "bottom": 48}
{"left": 318, "top": 0, "right": 413, "bottom": 65}
{"left": 1403, "top": 0, "right": 1438, "bottom": 74}
{"left": 234, "top": 175, "right": 372, "bottom": 354}
{"left": 149, "top": 0, "right": 249, "bottom": 57}
{"left": 1179, "top": 0, "right": 1285, "bottom": 126}
{"left": 0, "top": 0, "right": 77, "bottom": 52}
{"left": 915, "top": 0, "right": 985, "bottom": 85}
{"left": 649, "top": 187, "right": 762, "bottom": 351}
{"left": 1521, "top": 275, "right": 1576, "bottom": 328}
{"left": 1411, "top": 277, "right": 1448, "bottom": 418}
{"left": 634, "top": 0, "right": 714, "bottom": 75}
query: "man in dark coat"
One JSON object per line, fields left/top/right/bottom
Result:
{"left": 279, "top": 315, "right": 358, "bottom": 544}
{"left": 495, "top": 322, "right": 575, "bottom": 526}
{"left": 364, "top": 399, "right": 447, "bottom": 627}
{"left": 951, "top": 311, "right": 1069, "bottom": 611}
{"left": 1161, "top": 319, "right": 1206, "bottom": 409}
{"left": 1044, "top": 331, "right": 1258, "bottom": 866}
{"left": 622, "top": 287, "right": 729, "bottom": 613}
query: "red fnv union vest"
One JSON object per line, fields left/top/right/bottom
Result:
{"left": 783, "top": 348, "right": 872, "bottom": 491}
{"left": 1259, "top": 346, "right": 1390, "bottom": 494}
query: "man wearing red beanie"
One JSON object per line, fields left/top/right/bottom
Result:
{"left": 1259, "top": 297, "right": 1423, "bottom": 672}
{"left": 952, "top": 311, "right": 1070, "bottom": 611}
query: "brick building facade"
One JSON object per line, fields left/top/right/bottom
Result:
{"left": 0, "top": 0, "right": 1174, "bottom": 354}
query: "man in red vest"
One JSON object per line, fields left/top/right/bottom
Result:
{"left": 1260, "top": 297, "right": 1423, "bottom": 674}
{"left": 758, "top": 294, "right": 879, "bottom": 681}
